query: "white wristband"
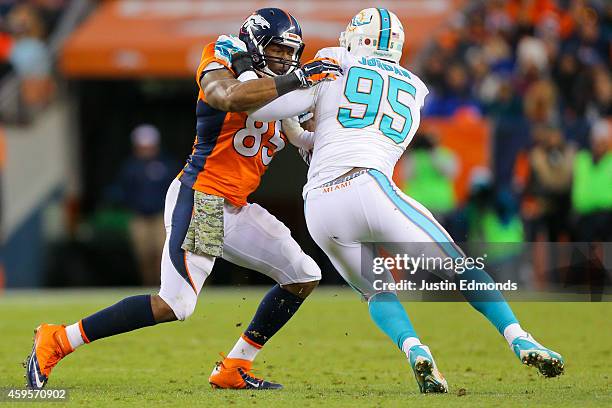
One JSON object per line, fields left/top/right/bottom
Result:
{"left": 237, "top": 70, "right": 258, "bottom": 82}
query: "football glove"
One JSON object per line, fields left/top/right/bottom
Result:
{"left": 294, "top": 58, "right": 342, "bottom": 88}
{"left": 214, "top": 35, "right": 247, "bottom": 67}
{"left": 230, "top": 51, "right": 255, "bottom": 77}
{"left": 298, "top": 147, "right": 312, "bottom": 166}
{"left": 298, "top": 112, "right": 314, "bottom": 123}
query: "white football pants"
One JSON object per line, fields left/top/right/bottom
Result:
{"left": 159, "top": 179, "right": 321, "bottom": 320}
{"left": 305, "top": 169, "right": 463, "bottom": 300}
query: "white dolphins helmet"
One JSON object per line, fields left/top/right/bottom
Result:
{"left": 340, "top": 8, "right": 404, "bottom": 63}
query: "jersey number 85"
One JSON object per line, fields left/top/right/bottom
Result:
{"left": 233, "top": 117, "right": 286, "bottom": 166}
{"left": 337, "top": 66, "right": 416, "bottom": 144}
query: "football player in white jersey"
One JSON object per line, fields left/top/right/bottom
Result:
{"left": 248, "top": 8, "right": 564, "bottom": 393}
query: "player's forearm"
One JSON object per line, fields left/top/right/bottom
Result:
{"left": 249, "top": 88, "right": 315, "bottom": 122}
{"left": 221, "top": 77, "right": 279, "bottom": 112}
{"left": 207, "top": 74, "right": 303, "bottom": 112}
{"left": 291, "top": 130, "right": 315, "bottom": 150}
{"left": 280, "top": 117, "right": 315, "bottom": 150}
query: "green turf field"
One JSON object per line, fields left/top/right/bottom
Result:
{"left": 0, "top": 288, "right": 610, "bottom": 407}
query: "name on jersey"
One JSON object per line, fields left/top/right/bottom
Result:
{"left": 357, "top": 57, "right": 410, "bottom": 78}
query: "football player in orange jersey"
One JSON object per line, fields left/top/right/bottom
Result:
{"left": 25, "top": 8, "right": 342, "bottom": 390}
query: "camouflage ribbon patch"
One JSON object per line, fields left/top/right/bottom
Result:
{"left": 181, "top": 191, "right": 224, "bottom": 257}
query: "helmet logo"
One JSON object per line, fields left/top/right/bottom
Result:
{"left": 349, "top": 11, "right": 372, "bottom": 30}
{"left": 243, "top": 14, "right": 271, "bottom": 30}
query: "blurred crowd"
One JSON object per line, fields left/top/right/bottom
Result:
{"left": 0, "top": 0, "right": 67, "bottom": 116}
{"left": 400, "top": 0, "right": 612, "bottom": 247}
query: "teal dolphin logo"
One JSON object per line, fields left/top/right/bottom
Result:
{"left": 351, "top": 12, "right": 372, "bottom": 27}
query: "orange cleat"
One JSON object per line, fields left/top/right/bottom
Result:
{"left": 24, "top": 324, "right": 73, "bottom": 389}
{"left": 208, "top": 357, "right": 282, "bottom": 390}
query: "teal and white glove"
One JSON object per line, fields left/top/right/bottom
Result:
{"left": 214, "top": 35, "right": 247, "bottom": 66}
{"left": 298, "top": 147, "right": 312, "bottom": 166}
{"left": 281, "top": 117, "right": 314, "bottom": 166}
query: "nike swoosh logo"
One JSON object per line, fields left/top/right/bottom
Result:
{"left": 29, "top": 354, "right": 44, "bottom": 388}
{"left": 28, "top": 334, "right": 45, "bottom": 389}
{"left": 238, "top": 368, "right": 262, "bottom": 389}
{"left": 244, "top": 378, "right": 261, "bottom": 388}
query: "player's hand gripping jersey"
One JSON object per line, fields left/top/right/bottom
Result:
{"left": 178, "top": 41, "right": 286, "bottom": 207}
{"left": 250, "top": 47, "right": 429, "bottom": 196}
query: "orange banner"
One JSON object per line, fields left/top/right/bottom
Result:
{"left": 60, "top": 0, "right": 464, "bottom": 78}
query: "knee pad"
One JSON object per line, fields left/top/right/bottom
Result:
{"left": 159, "top": 291, "right": 197, "bottom": 321}
{"left": 280, "top": 238, "right": 321, "bottom": 282}
{"left": 300, "top": 253, "right": 322, "bottom": 281}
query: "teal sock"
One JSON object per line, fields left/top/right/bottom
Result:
{"left": 368, "top": 292, "right": 417, "bottom": 350}
{"left": 457, "top": 268, "right": 518, "bottom": 334}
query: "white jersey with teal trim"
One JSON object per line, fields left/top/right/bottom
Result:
{"left": 303, "top": 47, "right": 429, "bottom": 196}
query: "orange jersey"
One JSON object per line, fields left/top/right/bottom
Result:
{"left": 178, "top": 42, "right": 286, "bottom": 207}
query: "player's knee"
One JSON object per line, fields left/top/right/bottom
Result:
{"left": 156, "top": 293, "right": 197, "bottom": 321}
{"left": 281, "top": 252, "right": 321, "bottom": 299}
{"left": 282, "top": 280, "right": 319, "bottom": 299}
{"left": 280, "top": 239, "right": 322, "bottom": 281}
{"left": 174, "top": 298, "right": 197, "bottom": 321}
{"left": 150, "top": 294, "right": 178, "bottom": 323}
{"left": 299, "top": 253, "right": 322, "bottom": 281}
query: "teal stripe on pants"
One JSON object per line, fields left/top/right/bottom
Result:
{"left": 367, "top": 169, "right": 463, "bottom": 259}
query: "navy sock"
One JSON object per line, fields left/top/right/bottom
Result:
{"left": 81, "top": 295, "right": 157, "bottom": 342}
{"left": 243, "top": 285, "right": 304, "bottom": 347}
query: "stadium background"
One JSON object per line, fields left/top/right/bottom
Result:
{"left": 0, "top": 0, "right": 610, "bottom": 290}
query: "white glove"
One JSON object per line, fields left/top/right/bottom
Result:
{"left": 282, "top": 117, "right": 314, "bottom": 166}
{"left": 213, "top": 35, "right": 247, "bottom": 67}
{"left": 281, "top": 117, "right": 303, "bottom": 141}
{"left": 281, "top": 117, "right": 315, "bottom": 150}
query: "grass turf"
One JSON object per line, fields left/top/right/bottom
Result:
{"left": 0, "top": 288, "right": 610, "bottom": 407}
